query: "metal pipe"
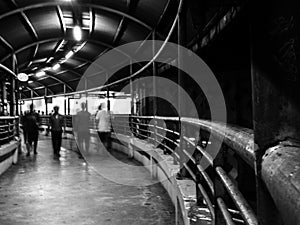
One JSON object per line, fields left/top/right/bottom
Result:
{"left": 216, "top": 167, "right": 257, "bottom": 225}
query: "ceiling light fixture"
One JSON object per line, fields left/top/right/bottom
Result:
{"left": 65, "top": 51, "right": 74, "bottom": 59}
{"left": 28, "top": 80, "right": 33, "bottom": 84}
{"left": 73, "top": 25, "right": 82, "bottom": 41}
{"left": 36, "top": 71, "right": 46, "bottom": 77}
{"left": 52, "top": 63, "right": 61, "bottom": 70}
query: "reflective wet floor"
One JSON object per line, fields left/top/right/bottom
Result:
{"left": 0, "top": 137, "right": 175, "bottom": 225}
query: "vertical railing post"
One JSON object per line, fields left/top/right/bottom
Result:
{"left": 129, "top": 60, "right": 134, "bottom": 159}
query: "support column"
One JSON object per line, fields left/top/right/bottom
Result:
{"left": 152, "top": 31, "right": 158, "bottom": 149}
{"left": 152, "top": 31, "right": 157, "bottom": 116}
{"left": 84, "top": 77, "right": 88, "bottom": 108}
{"left": 15, "top": 80, "right": 19, "bottom": 116}
{"left": 9, "top": 78, "right": 15, "bottom": 116}
{"left": 177, "top": 0, "right": 187, "bottom": 116}
{"left": 130, "top": 62, "right": 134, "bottom": 115}
{"left": 45, "top": 88, "right": 48, "bottom": 115}
{"left": 63, "top": 85, "right": 67, "bottom": 136}
{"left": 251, "top": 0, "right": 300, "bottom": 224}
{"left": 10, "top": 55, "right": 17, "bottom": 116}
{"left": 129, "top": 61, "right": 134, "bottom": 159}
{"left": 2, "top": 80, "right": 7, "bottom": 115}
{"left": 177, "top": 0, "right": 187, "bottom": 172}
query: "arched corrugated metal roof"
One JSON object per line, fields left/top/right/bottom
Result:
{"left": 0, "top": 0, "right": 171, "bottom": 97}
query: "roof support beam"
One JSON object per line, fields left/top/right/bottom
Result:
{"left": 56, "top": 6, "right": 66, "bottom": 35}
{"left": 8, "top": 0, "right": 39, "bottom": 40}
{"left": 44, "top": 72, "right": 74, "bottom": 92}
{"left": 0, "top": 37, "right": 132, "bottom": 64}
{"left": 0, "top": 36, "right": 14, "bottom": 51}
{"left": 44, "top": 39, "right": 65, "bottom": 67}
{"left": 0, "top": 38, "right": 62, "bottom": 63}
{"left": 25, "top": 86, "right": 39, "bottom": 97}
{"left": 0, "top": 2, "right": 162, "bottom": 38}
{"left": 28, "top": 80, "right": 55, "bottom": 95}
{"left": 113, "top": 17, "right": 126, "bottom": 45}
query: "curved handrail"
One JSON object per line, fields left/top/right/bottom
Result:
{"left": 0, "top": 117, "right": 19, "bottom": 146}
{"left": 112, "top": 114, "right": 258, "bottom": 225}
{"left": 122, "top": 115, "right": 256, "bottom": 168}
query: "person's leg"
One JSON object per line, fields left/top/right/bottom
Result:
{"left": 57, "top": 131, "right": 62, "bottom": 156}
{"left": 99, "top": 132, "right": 109, "bottom": 150}
{"left": 84, "top": 132, "right": 90, "bottom": 152}
{"left": 85, "top": 132, "right": 90, "bottom": 151}
{"left": 23, "top": 130, "right": 28, "bottom": 153}
{"left": 33, "top": 131, "right": 39, "bottom": 154}
{"left": 51, "top": 131, "right": 56, "bottom": 155}
{"left": 107, "top": 132, "right": 111, "bottom": 150}
{"left": 99, "top": 132, "right": 105, "bottom": 148}
{"left": 77, "top": 132, "right": 84, "bottom": 152}
{"left": 27, "top": 134, "right": 33, "bottom": 156}
{"left": 96, "top": 131, "right": 103, "bottom": 151}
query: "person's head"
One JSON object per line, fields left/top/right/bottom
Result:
{"left": 53, "top": 106, "right": 59, "bottom": 113}
{"left": 98, "top": 104, "right": 102, "bottom": 110}
{"left": 101, "top": 102, "right": 106, "bottom": 109}
{"left": 29, "top": 104, "right": 34, "bottom": 112}
{"left": 81, "top": 102, "right": 86, "bottom": 110}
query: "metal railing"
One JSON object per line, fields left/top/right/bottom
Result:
{"left": 0, "top": 116, "right": 19, "bottom": 146}
{"left": 112, "top": 114, "right": 258, "bottom": 225}
{"left": 39, "top": 115, "right": 96, "bottom": 131}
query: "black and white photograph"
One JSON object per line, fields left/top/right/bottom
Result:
{"left": 0, "top": 0, "right": 299, "bottom": 224}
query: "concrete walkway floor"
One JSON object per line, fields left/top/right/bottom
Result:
{"left": 0, "top": 137, "right": 175, "bottom": 225}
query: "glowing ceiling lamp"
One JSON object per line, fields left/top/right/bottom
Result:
{"left": 65, "top": 51, "right": 74, "bottom": 59}
{"left": 73, "top": 25, "right": 82, "bottom": 41}
{"left": 36, "top": 71, "right": 46, "bottom": 77}
{"left": 52, "top": 63, "right": 61, "bottom": 70}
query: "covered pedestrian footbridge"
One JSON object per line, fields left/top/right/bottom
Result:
{"left": 1, "top": 0, "right": 300, "bottom": 224}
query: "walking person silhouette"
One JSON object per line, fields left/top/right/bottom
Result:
{"left": 74, "top": 102, "right": 91, "bottom": 153}
{"left": 49, "top": 106, "right": 64, "bottom": 159}
{"left": 23, "top": 104, "right": 40, "bottom": 156}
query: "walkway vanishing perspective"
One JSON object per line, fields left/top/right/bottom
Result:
{"left": 0, "top": 137, "right": 175, "bottom": 225}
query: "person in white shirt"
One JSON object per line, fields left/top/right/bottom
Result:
{"left": 95, "top": 103, "right": 111, "bottom": 150}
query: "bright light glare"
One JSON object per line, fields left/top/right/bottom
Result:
{"left": 73, "top": 25, "right": 82, "bottom": 41}
{"left": 65, "top": 51, "right": 74, "bottom": 59}
{"left": 52, "top": 63, "right": 61, "bottom": 70}
{"left": 36, "top": 71, "right": 46, "bottom": 77}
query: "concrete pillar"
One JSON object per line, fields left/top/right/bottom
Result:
{"left": 250, "top": 0, "right": 300, "bottom": 224}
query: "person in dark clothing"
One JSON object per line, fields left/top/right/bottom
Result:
{"left": 24, "top": 104, "right": 40, "bottom": 156}
{"left": 74, "top": 102, "right": 91, "bottom": 153}
{"left": 49, "top": 106, "right": 64, "bottom": 159}
{"left": 20, "top": 111, "right": 29, "bottom": 150}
